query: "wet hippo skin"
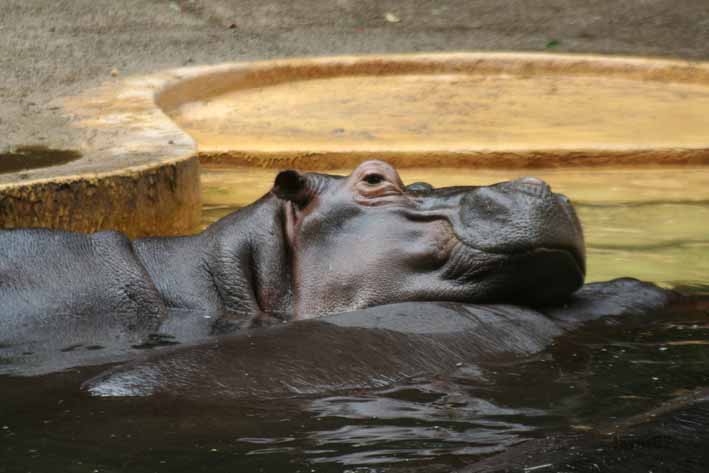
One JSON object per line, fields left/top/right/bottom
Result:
{"left": 84, "top": 278, "right": 678, "bottom": 400}
{"left": 1, "top": 160, "right": 587, "bottom": 373}
{"left": 0, "top": 160, "right": 584, "bottom": 331}
{"left": 1, "top": 160, "right": 701, "bottom": 472}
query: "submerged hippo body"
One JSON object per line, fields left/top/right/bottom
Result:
{"left": 1, "top": 161, "right": 587, "bottom": 373}
{"left": 85, "top": 278, "right": 679, "bottom": 400}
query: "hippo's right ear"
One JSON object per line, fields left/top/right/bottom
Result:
{"left": 272, "top": 170, "right": 311, "bottom": 207}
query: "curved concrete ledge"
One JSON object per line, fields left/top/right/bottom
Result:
{"left": 0, "top": 72, "right": 201, "bottom": 237}
{"left": 3, "top": 52, "right": 709, "bottom": 235}
{"left": 158, "top": 52, "right": 709, "bottom": 170}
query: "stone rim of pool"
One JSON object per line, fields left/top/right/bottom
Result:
{"left": 159, "top": 52, "right": 709, "bottom": 170}
{"left": 3, "top": 52, "right": 709, "bottom": 235}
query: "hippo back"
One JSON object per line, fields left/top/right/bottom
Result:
{"left": 84, "top": 279, "right": 677, "bottom": 401}
{"left": 0, "top": 229, "right": 167, "bottom": 373}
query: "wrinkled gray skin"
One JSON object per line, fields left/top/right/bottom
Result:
{"left": 1, "top": 160, "right": 587, "bottom": 374}
{"left": 278, "top": 161, "right": 585, "bottom": 317}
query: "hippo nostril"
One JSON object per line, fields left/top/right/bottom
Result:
{"left": 513, "top": 176, "right": 551, "bottom": 198}
{"left": 518, "top": 176, "right": 545, "bottom": 186}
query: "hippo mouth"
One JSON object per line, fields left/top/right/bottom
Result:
{"left": 443, "top": 233, "right": 586, "bottom": 307}
{"left": 440, "top": 182, "right": 586, "bottom": 306}
{"left": 555, "top": 244, "right": 586, "bottom": 277}
{"left": 541, "top": 245, "right": 586, "bottom": 278}
{"left": 504, "top": 245, "right": 586, "bottom": 306}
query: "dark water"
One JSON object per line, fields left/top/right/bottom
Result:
{"left": 0, "top": 146, "right": 81, "bottom": 175}
{"left": 2, "top": 298, "right": 708, "bottom": 473}
{"left": 2, "top": 166, "right": 709, "bottom": 472}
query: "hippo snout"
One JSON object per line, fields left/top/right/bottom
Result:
{"left": 447, "top": 177, "right": 585, "bottom": 305}
{"left": 456, "top": 177, "right": 585, "bottom": 272}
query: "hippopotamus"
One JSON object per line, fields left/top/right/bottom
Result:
{"left": 3, "top": 160, "right": 705, "bottom": 470}
{"left": 84, "top": 278, "right": 680, "bottom": 400}
{"left": 1, "top": 160, "right": 589, "bottom": 374}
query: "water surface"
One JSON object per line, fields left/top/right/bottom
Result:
{"left": 0, "top": 146, "right": 81, "bottom": 175}
{"left": 2, "top": 164, "right": 708, "bottom": 472}
{"left": 2, "top": 308, "right": 708, "bottom": 472}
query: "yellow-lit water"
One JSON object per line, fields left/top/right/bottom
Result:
{"left": 201, "top": 165, "right": 709, "bottom": 288}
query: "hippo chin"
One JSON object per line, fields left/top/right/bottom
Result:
{"left": 1, "top": 160, "right": 583, "bottom": 347}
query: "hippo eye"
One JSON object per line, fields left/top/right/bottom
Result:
{"left": 363, "top": 174, "right": 385, "bottom": 185}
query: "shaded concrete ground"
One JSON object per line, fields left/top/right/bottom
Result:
{"left": 1, "top": 0, "right": 709, "bottom": 152}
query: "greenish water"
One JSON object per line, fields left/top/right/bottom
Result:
{"left": 201, "top": 165, "right": 709, "bottom": 288}
{"left": 1, "top": 165, "right": 708, "bottom": 472}
{"left": 2, "top": 308, "right": 708, "bottom": 472}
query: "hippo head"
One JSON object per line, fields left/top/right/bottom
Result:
{"left": 271, "top": 161, "right": 585, "bottom": 319}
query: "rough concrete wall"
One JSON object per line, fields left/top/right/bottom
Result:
{"left": 0, "top": 157, "right": 201, "bottom": 238}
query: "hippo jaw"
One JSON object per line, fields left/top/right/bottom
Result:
{"left": 272, "top": 161, "right": 586, "bottom": 319}
{"left": 440, "top": 237, "right": 585, "bottom": 307}
{"left": 415, "top": 176, "right": 586, "bottom": 306}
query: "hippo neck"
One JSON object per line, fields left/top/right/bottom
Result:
{"left": 203, "top": 193, "right": 294, "bottom": 322}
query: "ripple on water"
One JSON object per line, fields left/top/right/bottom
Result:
{"left": 1, "top": 164, "right": 708, "bottom": 471}
{"left": 2, "top": 307, "right": 708, "bottom": 471}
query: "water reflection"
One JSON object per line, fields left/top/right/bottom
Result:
{"left": 1, "top": 300, "right": 708, "bottom": 471}
{"left": 305, "top": 385, "right": 542, "bottom": 466}
{"left": 1, "top": 165, "right": 707, "bottom": 472}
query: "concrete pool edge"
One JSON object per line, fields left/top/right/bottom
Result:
{"left": 0, "top": 70, "right": 202, "bottom": 237}
{"left": 3, "top": 52, "right": 709, "bottom": 235}
{"left": 159, "top": 52, "right": 709, "bottom": 170}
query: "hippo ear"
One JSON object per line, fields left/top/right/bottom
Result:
{"left": 272, "top": 170, "right": 311, "bottom": 206}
